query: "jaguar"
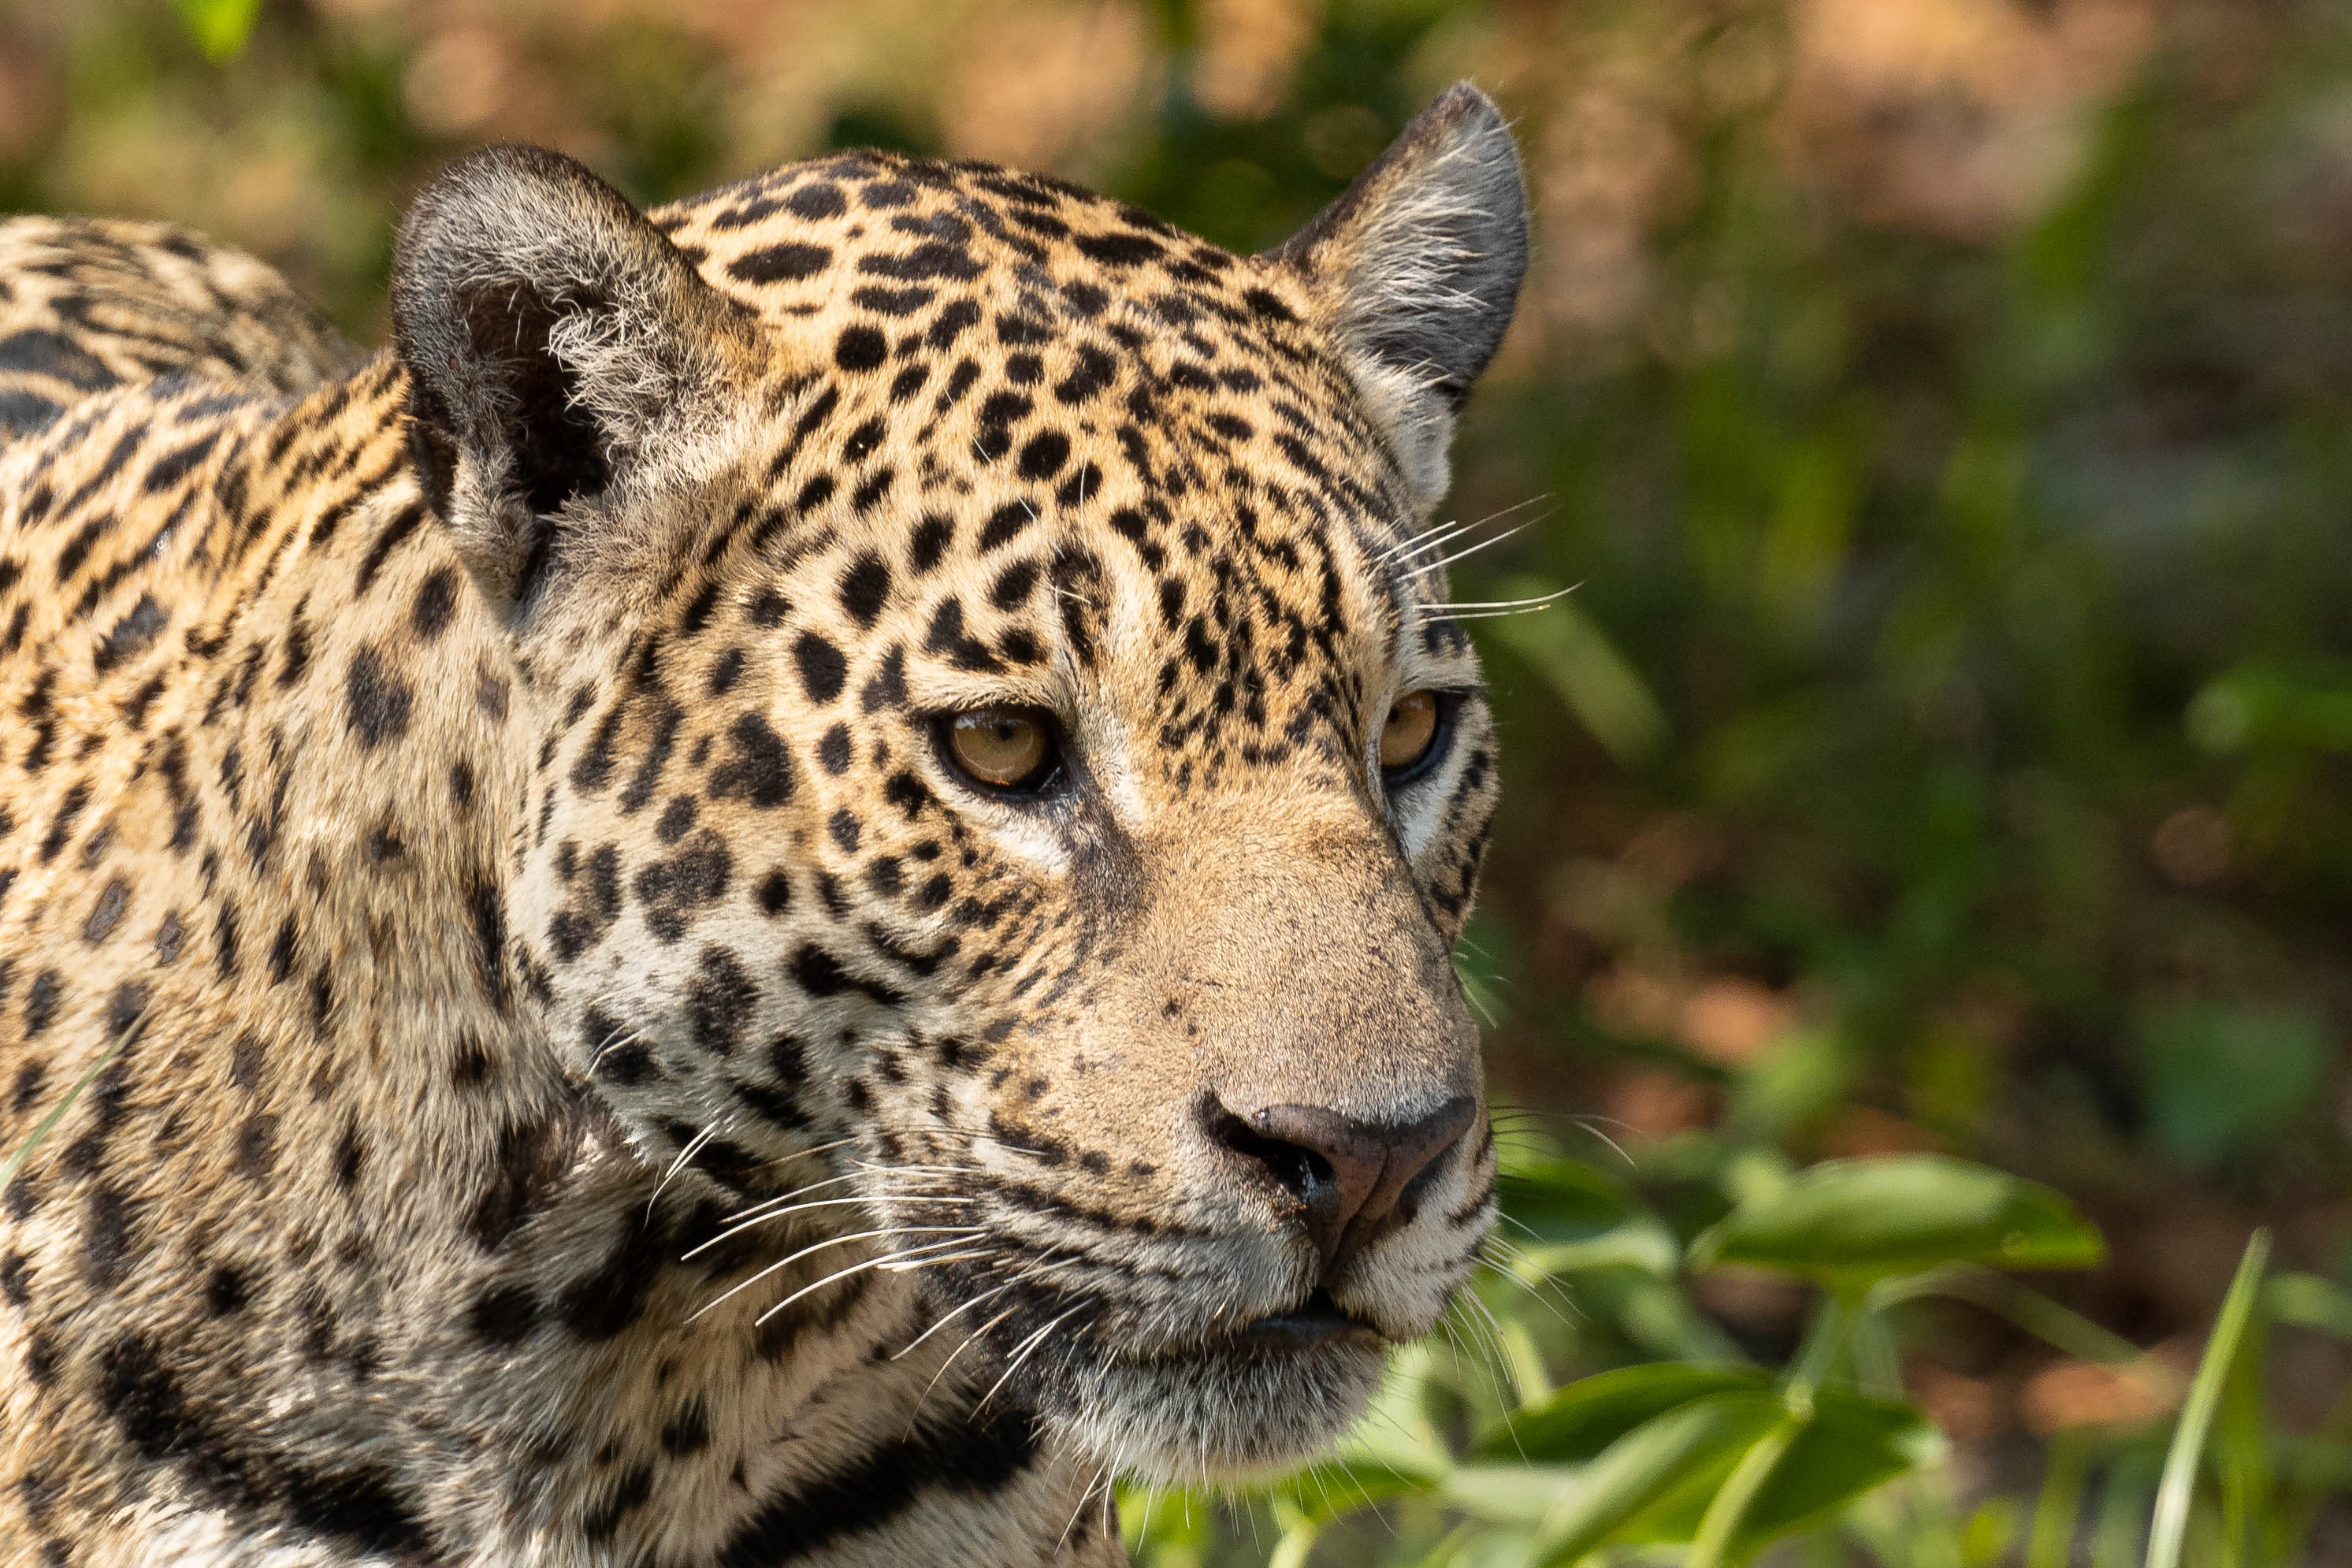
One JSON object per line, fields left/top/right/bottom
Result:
{"left": 0, "top": 81, "right": 1526, "bottom": 1566}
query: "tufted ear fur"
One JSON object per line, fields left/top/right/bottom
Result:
{"left": 392, "top": 143, "right": 749, "bottom": 608}
{"left": 1267, "top": 84, "right": 1527, "bottom": 511}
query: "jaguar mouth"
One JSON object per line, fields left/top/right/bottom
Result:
{"left": 1230, "top": 1287, "right": 1384, "bottom": 1351}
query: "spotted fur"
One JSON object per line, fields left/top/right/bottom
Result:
{"left": 0, "top": 83, "right": 1525, "bottom": 1566}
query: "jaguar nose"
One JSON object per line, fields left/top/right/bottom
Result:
{"left": 1206, "top": 1094, "right": 1478, "bottom": 1276}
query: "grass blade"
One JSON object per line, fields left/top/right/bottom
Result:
{"left": 2146, "top": 1229, "right": 2269, "bottom": 1568}
{"left": 2027, "top": 1433, "right": 2089, "bottom": 1568}
{"left": 1687, "top": 1415, "right": 1800, "bottom": 1568}
{"left": 0, "top": 1018, "right": 141, "bottom": 1193}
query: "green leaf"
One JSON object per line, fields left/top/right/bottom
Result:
{"left": 1473, "top": 1362, "right": 1769, "bottom": 1462}
{"left": 1442, "top": 1463, "right": 1588, "bottom": 1527}
{"left": 1529, "top": 1392, "right": 1783, "bottom": 1564}
{"left": 1526, "top": 1384, "right": 1936, "bottom": 1566}
{"left": 1687, "top": 1155, "right": 2105, "bottom": 1288}
{"left": 1724, "top": 1387, "right": 1941, "bottom": 1555}
{"left": 176, "top": 0, "right": 263, "bottom": 62}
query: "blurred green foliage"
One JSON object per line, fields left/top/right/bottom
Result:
{"left": 6, "top": 0, "right": 2352, "bottom": 1558}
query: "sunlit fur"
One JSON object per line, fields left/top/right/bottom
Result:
{"left": 0, "top": 85, "right": 1525, "bottom": 1566}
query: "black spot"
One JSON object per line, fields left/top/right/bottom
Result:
{"left": 23, "top": 970, "right": 61, "bottom": 1036}
{"left": 787, "top": 180, "right": 848, "bottom": 218}
{"left": 838, "top": 553, "right": 891, "bottom": 626}
{"left": 1053, "top": 345, "right": 1117, "bottom": 404}
{"left": 708, "top": 713, "right": 794, "bottom": 808}
{"left": 92, "top": 593, "right": 167, "bottom": 672}
{"left": 792, "top": 633, "right": 848, "bottom": 704}
{"left": 471, "top": 1284, "right": 540, "bottom": 1345}
{"left": 206, "top": 1265, "right": 250, "bottom": 1315}
{"left": 585, "top": 1462, "right": 656, "bottom": 1543}
{"left": 861, "top": 242, "right": 983, "bottom": 284}
{"left": 411, "top": 567, "right": 460, "bottom": 639}
{"left": 817, "top": 723, "right": 854, "bottom": 775}
{"left": 729, "top": 243, "right": 833, "bottom": 284}
{"left": 142, "top": 436, "right": 217, "bottom": 494}
{"left": 656, "top": 795, "right": 698, "bottom": 843}
{"left": 828, "top": 809, "right": 861, "bottom": 854}
{"left": 860, "top": 646, "right": 908, "bottom": 712}
{"left": 1077, "top": 230, "right": 1163, "bottom": 266}
{"left": 277, "top": 1462, "right": 432, "bottom": 1555}
{"left": 236, "top": 1113, "right": 277, "bottom": 1178}
{"left": 679, "top": 579, "right": 723, "bottom": 637}
{"left": 469, "top": 876, "right": 511, "bottom": 1013}
{"left": 908, "top": 515, "right": 953, "bottom": 574}
{"left": 0, "top": 328, "right": 108, "bottom": 389}
{"left": 634, "top": 830, "right": 734, "bottom": 945}
{"left": 662, "top": 1397, "right": 713, "bottom": 1455}
{"left": 842, "top": 416, "right": 886, "bottom": 464}
{"left": 687, "top": 946, "right": 759, "bottom": 1057}
{"left": 1243, "top": 285, "right": 1299, "bottom": 322}
{"left": 1016, "top": 430, "right": 1070, "bottom": 481}
{"left": 754, "top": 870, "right": 792, "bottom": 917}
{"left": 746, "top": 588, "right": 790, "bottom": 627}
{"left": 556, "top": 1208, "right": 671, "bottom": 1340}
{"left": 335, "top": 1120, "right": 366, "bottom": 1188}
{"left": 978, "top": 501, "right": 1035, "bottom": 552}
{"left": 885, "top": 772, "right": 936, "bottom": 822}
{"left": 344, "top": 649, "right": 413, "bottom": 747}
{"left": 926, "top": 299, "right": 983, "bottom": 347}
{"left": 787, "top": 944, "right": 904, "bottom": 1007}
{"left": 852, "top": 284, "right": 935, "bottom": 317}
{"left": 708, "top": 647, "right": 746, "bottom": 695}
{"left": 834, "top": 325, "right": 889, "bottom": 372}
{"left": 850, "top": 467, "right": 894, "bottom": 514}
{"left": 988, "top": 560, "right": 1040, "bottom": 610}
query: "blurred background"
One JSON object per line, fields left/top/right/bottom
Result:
{"left": 6, "top": 0, "right": 2352, "bottom": 1560}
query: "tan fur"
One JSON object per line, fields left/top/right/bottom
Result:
{"left": 0, "top": 84, "right": 1524, "bottom": 1567}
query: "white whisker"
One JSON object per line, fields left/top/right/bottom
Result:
{"left": 894, "top": 1280, "right": 1016, "bottom": 1361}
{"left": 972, "top": 1302, "right": 1088, "bottom": 1416}
{"left": 682, "top": 1194, "right": 975, "bottom": 1259}
{"left": 753, "top": 1235, "right": 972, "bottom": 1326}
{"left": 688, "top": 1225, "right": 979, "bottom": 1321}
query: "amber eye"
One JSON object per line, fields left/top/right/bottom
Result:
{"left": 1379, "top": 690, "right": 1444, "bottom": 779}
{"left": 942, "top": 706, "right": 1059, "bottom": 791}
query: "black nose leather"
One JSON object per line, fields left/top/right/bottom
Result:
{"left": 1209, "top": 1095, "right": 1477, "bottom": 1276}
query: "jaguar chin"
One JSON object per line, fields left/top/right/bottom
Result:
{"left": 1050, "top": 1297, "right": 1398, "bottom": 1486}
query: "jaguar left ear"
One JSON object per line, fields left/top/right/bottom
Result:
{"left": 1266, "top": 84, "right": 1528, "bottom": 511}
{"left": 392, "top": 143, "right": 751, "bottom": 609}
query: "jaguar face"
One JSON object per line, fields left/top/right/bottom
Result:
{"left": 392, "top": 83, "right": 1525, "bottom": 1484}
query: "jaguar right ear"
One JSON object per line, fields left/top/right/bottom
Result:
{"left": 1265, "top": 84, "right": 1527, "bottom": 514}
{"left": 392, "top": 143, "right": 752, "bottom": 610}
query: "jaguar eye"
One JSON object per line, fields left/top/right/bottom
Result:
{"left": 1379, "top": 690, "right": 1444, "bottom": 780}
{"left": 942, "top": 706, "right": 1060, "bottom": 792}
